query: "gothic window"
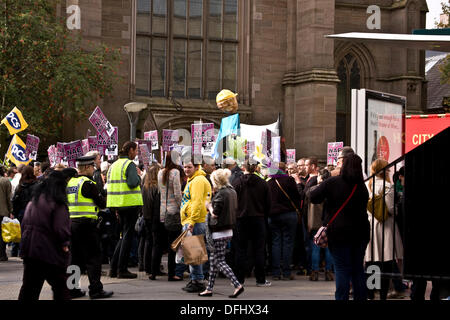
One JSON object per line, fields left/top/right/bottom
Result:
{"left": 336, "top": 54, "right": 361, "bottom": 145}
{"left": 136, "top": 0, "right": 238, "bottom": 100}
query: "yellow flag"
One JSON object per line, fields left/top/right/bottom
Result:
{"left": 6, "top": 134, "right": 31, "bottom": 166}
{"left": 1, "top": 107, "right": 29, "bottom": 135}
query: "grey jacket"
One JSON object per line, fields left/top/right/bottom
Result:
{"left": 0, "top": 177, "right": 12, "bottom": 217}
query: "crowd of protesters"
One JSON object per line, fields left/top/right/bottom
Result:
{"left": 1, "top": 141, "right": 446, "bottom": 300}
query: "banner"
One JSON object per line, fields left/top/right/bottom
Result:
{"left": 226, "top": 135, "right": 246, "bottom": 164}
{"left": 327, "top": 142, "right": 344, "bottom": 166}
{"left": 6, "top": 135, "right": 32, "bottom": 166}
{"left": 89, "top": 106, "right": 115, "bottom": 140}
{"left": 144, "top": 130, "right": 159, "bottom": 150}
{"left": 25, "top": 134, "right": 40, "bottom": 161}
{"left": 97, "top": 127, "right": 118, "bottom": 156}
{"left": 405, "top": 114, "right": 450, "bottom": 153}
{"left": 286, "top": 149, "right": 296, "bottom": 164}
{"left": 64, "top": 140, "right": 83, "bottom": 168}
{"left": 1, "top": 107, "right": 28, "bottom": 135}
{"left": 162, "top": 129, "right": 179, "bottom": 152}
{"left": 213, "top": 114, "right": 240, "bottom": 158}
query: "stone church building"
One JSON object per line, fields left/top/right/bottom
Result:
{"left": 62, "top": 0, "right": 429, "bottom": 161}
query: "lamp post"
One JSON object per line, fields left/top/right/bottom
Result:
{"left": 124, "top": 102, "right": 147, "bottom": 141}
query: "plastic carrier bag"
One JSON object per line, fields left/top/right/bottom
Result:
{"left": 1, "top": 217, "right": 21, "bottom": 243}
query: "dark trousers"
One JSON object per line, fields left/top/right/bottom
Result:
{"left": 152, "top": 222, "right": 181, "bottom": 278}
{"left": 0, "top": 232, "right": 6, "bottom": 259}
{"left": 18, "top": 258, "right": 71, "bottom": 301}
{"left": 70, "top": 218, "right": 103, "bottom": 294}
{"left": 410, "top": 279, "right": 447, "bottom": 301}
{"left": 110, "top": 208, "right": 138, "bottom": 273}
{"left": 235, "top": 216, "right": 267, "bottom": 284}
{"left": 138, "top": 219, "right": 153, "bottom": 273}
{"left": 365, "top": 260, "right": 398, "bottom": 300}
{"left": 329, "top": 243, "right": 368, "bottom": 301}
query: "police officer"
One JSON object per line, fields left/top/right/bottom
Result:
{"left": 67, "top": 155, "right": 113, "bottom": 299}
{"left": 107, "top": 141, "right": 143, "bottom": 279}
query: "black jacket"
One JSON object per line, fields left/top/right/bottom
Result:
{"left": 141, "top": 185, "right": 160, "bottom": 227}
{"left": 232, "top": 173, "right": 271, "bottom": 218}
{"left": 309, "top": 176, "right": 370, "bottom": 247}
{"left": 20, "top": 195, "right": 71, "bottom": 268}
{"left": 267, "top": 174, "right": 301, "bottom": 216}
{"left": 12, "top": 181, "right": 36, "bottom": 220}
{"left": 209, "top": 186, "right": 237, "bottom": 232}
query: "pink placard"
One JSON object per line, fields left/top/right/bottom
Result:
{"left": 89, "top": 106, "right": 115, "bottom": 141}
{"left": 286, "top": 149, "right": 296, "bottom": 164}
{"left": 25, "top": 134, "right": 40, "bottom": 161}
{"left": 64, "top": 140, "right": 84, "bottom": 168}
{"left": 327, "top": 142, "right": 344, "bottom": 166}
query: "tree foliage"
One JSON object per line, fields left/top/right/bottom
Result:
{"left": 437, "top": 2, "right": 450, "bottom": 85}
{"left": 0, "top": 0, "right": 121, "bottom": 154}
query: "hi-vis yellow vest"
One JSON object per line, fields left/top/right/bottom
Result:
{"left": 106, "top": 158, "right": 143, "bottom": 208}
{"left": 67, "top": 176, "right": 98, "bottom": 219}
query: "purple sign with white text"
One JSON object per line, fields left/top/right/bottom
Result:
{"left": 64, "top": 140, "right": 84, "bottom": 168}
{"left": 25, "top": 134, "right": 40, "bottom": 161}
{"left": 89, "top": 106, "right": 115, "bottom": 141}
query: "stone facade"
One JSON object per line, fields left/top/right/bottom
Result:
{"left": 64, "top": 0, "right": 428, "bottom": 161}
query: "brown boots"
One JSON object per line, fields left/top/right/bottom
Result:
{"left": 325, "top": 271, "right": 334, "bottom": 281}
{"left": 309, "top": 271, "right": 319, "bottom": 281}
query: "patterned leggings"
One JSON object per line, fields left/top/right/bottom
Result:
{"left": 207, "top": 237, "right": 241, "bottom": 291}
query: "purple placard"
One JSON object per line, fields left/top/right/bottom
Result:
{"left": 56, "top": 142, "right": 65, "bottom": 164}
{"left": 139, "top": 143, "right": 151, "bottom": 169}
{"left": 191, "top": 124, "right": 202, "bottom": 156}
{"left": 271, "top": 136, "right": 281, "bottom": 163}
{"left": 25, "top": 134, "right": 40, "bottom": 161}
{"left": 47, "top": 145, "right": 57, "bottom": 167}
{"left": 327, "top": 142, "right": 344, "bottom": 166}
{"left": 202, "top": 123, "right": 215, "bottom": 156}
{"left": 64, "top": 140, "right": 83, "bottom": 168}
{"left": 89, "top": 106, "right": 115, "bottom": 141}
{"left": 246, "top": 141, "right": 255, "bottom": 156}
{"left": 97, "top": 127, "right": 118, "bottom": 156}
{"left": 136, "top": 139, "right": 153, "bottom": 163}
{"left": 88, "top": 136, "right": 98, "bottom": 152}
{"left": 144, "top": 130, "right": 159, "bottom": 150}
{"left": 286, "top": 149, "right": 296, "bottom": 164}
{"left": 162, "top": 129, "right": 179, "bottom": 152}
{"left": 82, "top": 139, "right": 89, "bottom": 155}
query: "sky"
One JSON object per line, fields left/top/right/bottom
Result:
{"left": 426, "top": 0, "right": 446, "bottom": 29}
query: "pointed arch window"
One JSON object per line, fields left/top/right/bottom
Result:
{"left": 336, "top": 54, "right": 361, "bottom": 145}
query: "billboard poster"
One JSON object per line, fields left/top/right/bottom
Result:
{"left": 286, "top": 149, "right": 296, "bottom": 164}
{"left": 366, "top": 98, "right": 403, "bottom": 174}
{"left": 144, "top": 130, "right": 159, "bottom": 150}
{"left": 327, "top": 142, "right": 343, "bottom": 166}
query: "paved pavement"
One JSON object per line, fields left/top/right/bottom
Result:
{"left": 0, "top": 257, "right": 339, "bottom": 300}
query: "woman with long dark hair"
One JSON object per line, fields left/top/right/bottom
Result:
{"left": 18, "top": 170, "right": 72, "bottom": 300}
{"left": 12, "top": 165, "right": 37, "bottom": 222}
{"left": 309, "top": 154, "right": 370, "bottom": 300}
{"left": 156, "top": 153, "right": 184, "bottom": 281}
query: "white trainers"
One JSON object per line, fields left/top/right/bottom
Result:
{"left": 256, "top": 280, "right": 272, "bottom": 287}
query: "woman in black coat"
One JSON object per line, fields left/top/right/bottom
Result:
{"left": 309, "top": 154, "right": 370, "bottom": 301}
{"left": 199, "top": 169, "right": 244, "bottom": 298}
{"left": 18, "top": 170, "right": 72, "bottom": 301}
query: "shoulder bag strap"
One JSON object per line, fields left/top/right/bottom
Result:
{"left": 326, "top": 184, "right": 358, "bottom": 227}
{"left": 274, "top": 179, "right": 301, "bottom": 215}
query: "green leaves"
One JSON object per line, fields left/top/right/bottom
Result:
{"left": 0, "top": 0, "right": 121, "bottom": 154}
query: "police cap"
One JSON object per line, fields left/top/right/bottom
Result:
{"left": 76, "top": 155, "right": 96, "bottom": 167}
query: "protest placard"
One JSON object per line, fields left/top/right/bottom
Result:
{"left": 144, "top": 130, "right": 159, "bottom": 150}
{"left": 82, "top": 139, "right": 89, "bottom": 155}
{"left": 56, "top": 142, "right": 65, "bottom": 164}
{"left": 139, "top": 143, "right": 151, "bottom": 169}
{"left": 136, "top": 139, "right": 153, "bottom": 164}
{"left": 162, "top": 129, "right": 179, "bottom": 152}
{"left": 97, "top": 127, "right": 118, "bottom": 156}
{"left": 246, "top": 141, "right": 255, "bottom": 157}
{"left": 327, "top": 142, "right": 344, "bottom": 166}
{"left": 64, "top": 140, "right": 83, "bottom": 168}
{"left": 47, "top": 145, "right": 57, "bottom": 167}
{"left": 271, "top": 136, "right": 281, "bottom": 163}
{"left": 88, "top": 136, "right": 98, "bottom": 152}
{"left": 89, "top": 106, "right": 115, "bottom": 140}
{"left": 25, "top": 134, "right": 40, "bottom": 161}
{"left": 286, "top": 149, "right": 296, "bottom": 164}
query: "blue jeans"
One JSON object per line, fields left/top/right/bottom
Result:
{"left": 329, "top": 243, "right": 368, "bottom": 300}
{"left": 183, "top": 222, "right": 206, "bottom": 281}
{"left": 310, "top": 239, "right": 333, "bottom": 271}
{"left": 268, "top": 211, "right": 298, "bottom": 277}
